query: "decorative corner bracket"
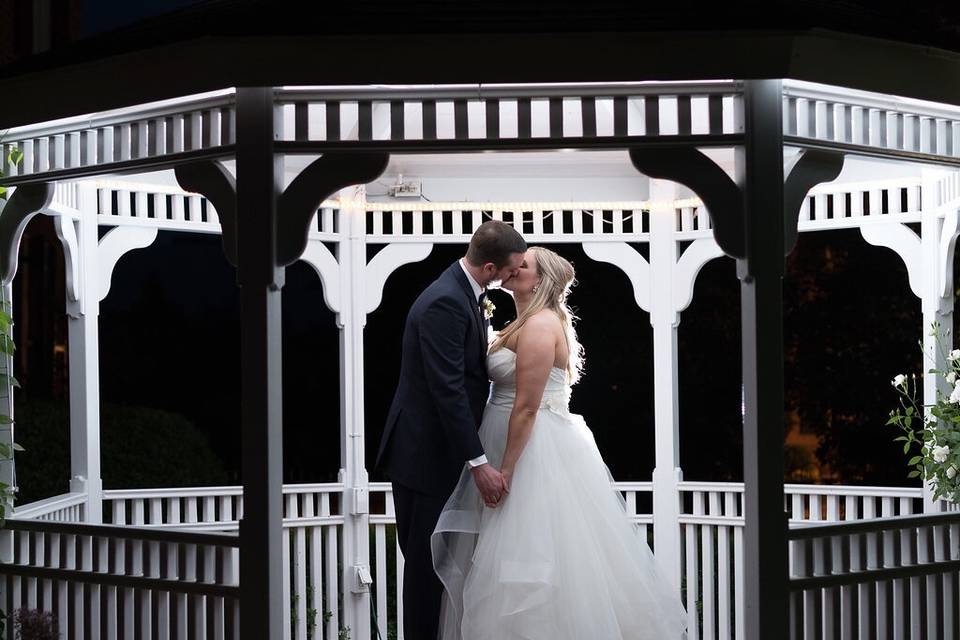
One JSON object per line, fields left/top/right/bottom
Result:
{"left": 630, "top": 147, "right": 744, "bottom": 258}
{"left": 783, "top": 150, "right": 845, "bottom": 255}
{"left": 276, "top": 152, "right": 390, "bottom": 267}
{"left": 175, "top": 161, "right": 237, "bottom": 265}
{"left": 0, "top": 183, "right": 55, "bottom": 284}
{"left": 629, "top": 148, "right": 844, "bottom": 261}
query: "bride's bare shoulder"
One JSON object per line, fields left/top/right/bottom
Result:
{"left": 520, "top": 310, "right": 562, "bottom": 335}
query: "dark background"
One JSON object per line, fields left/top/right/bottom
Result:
{"left": 9, "top": 214, "right": 932, "bottom": 503}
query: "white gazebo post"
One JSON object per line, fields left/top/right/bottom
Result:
{"left": 648, "top": 179, "right": 684, "bottom": 590}
{"left": 62, "top": 184, "right": 103, "bottom": 523}
{"left": 337, "top": 185, "right": 373, "bottom": 639}
{"left": 920, "top": 168, "right": 959, "bottom": 513}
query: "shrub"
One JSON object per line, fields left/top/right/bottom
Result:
{"left": 13, "top": 609, "right": 58, "bottom": 640}
{"left": 13, "top": 398, "right": 229, "bottom": 505}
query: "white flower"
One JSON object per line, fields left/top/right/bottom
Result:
{"left": 949, "top": 349, "right": 960, "bottom": 362}
{"left": 947, "top": 465, "right": 958, "bottom": 480}
{"left": 951, "top": 383, "right": 960, "bottom": 405}
{"left": 481, "top": 297, "right": 496, "bottom": 320}
{"left": 948, "top": 371, "right": 958, "bottom": 384}
{"left": 932, "top": 444, "right": 950, "bottom": 464}
{"left": 892, "top": 374, "right": 907, "bottom": 388}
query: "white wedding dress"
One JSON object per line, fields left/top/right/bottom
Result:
{"left": 432, "top": 348, "right": 688, "bottom": 639}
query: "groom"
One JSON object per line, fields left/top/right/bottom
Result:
{"left": 376, "top": 220, "right": 526, "bottom": 639}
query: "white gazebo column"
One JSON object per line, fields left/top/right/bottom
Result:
{"left": 337, "top": 186, "right": 373, "bottom": 640}
{"left": 61, "top": 185, "right": 103, "bottom": 523}
{"left": 920, "top": 169, "right": 959, "bottom": 513}
{"left": 648, "top": 180, "right": 684, "bottom": 590}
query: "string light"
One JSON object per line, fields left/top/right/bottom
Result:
{"left": 329, "top": 198, "right": 705, "bottom": 211}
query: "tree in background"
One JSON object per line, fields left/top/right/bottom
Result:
{"left": 783, "top": 229, "right": 923, "bottom": 485}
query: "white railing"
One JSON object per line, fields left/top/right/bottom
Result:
{"left": 677, "top": 482, "right": 928, "bottom": 640}
{"left": 103, "top": 484, "right": 346, "bottom": 640}
{"left": 782, "top": 80, "right": 960, "bottom": 158}
{"left": 12, "top": 492, "right": 86, "bottom": 523}
{"left": 0, "top": 518, "right": 239, "bottom": 640}
{"left": 13, "top": 481, "right": 947, "bottom": 640}
{"left": 788, "top": 511, "right": 960, "bottom": 640}
{"left": 0, "top": 90, "right": 236, "bottom": 180}
{"left": 104, "top": 485, "right": 243, "bottom": 531}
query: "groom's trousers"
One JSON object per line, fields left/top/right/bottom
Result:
{"left": 392, "top": 481, "right": 448, "bottom": 640}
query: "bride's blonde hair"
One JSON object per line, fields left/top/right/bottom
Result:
{"left": 490, "top": 247, "right": 584, "bottom": 384}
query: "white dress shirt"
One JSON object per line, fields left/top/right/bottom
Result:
{"left": 459, "top": 259, "right": 490, "bottom": 469}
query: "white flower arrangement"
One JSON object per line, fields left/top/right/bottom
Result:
{"left": 888, "top": 322, "right": 960, "bottom": 503}
{"left": 481, "top": 297, "right": 496, "bottom": 320}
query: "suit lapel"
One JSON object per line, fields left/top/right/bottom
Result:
{"left": 449, "top": 262, "right": 487, "bottom": 355}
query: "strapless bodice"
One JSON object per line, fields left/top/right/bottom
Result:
{"left": 487, "top": 348, "right": 571, "bottom": 414}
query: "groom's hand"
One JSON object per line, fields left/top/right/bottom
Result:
{"left": 470, "top": 463, "right": 506, "bottom": 507}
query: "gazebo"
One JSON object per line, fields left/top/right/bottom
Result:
{"left": 1, "top": 6, "right": 960, "bottom": 639}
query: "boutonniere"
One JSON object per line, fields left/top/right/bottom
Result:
{"left": 482, "top": 297, "right": 496, "bottom": 320}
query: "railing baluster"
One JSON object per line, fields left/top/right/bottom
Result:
{"left": 374, "top": 517, "right": 388, "bottom": 640}
{"left": 302, "top": 493, "right": 322, "bottom": 640}
{"left": 718, "top": 517, "right": 732, "bottom": 640}
{"left": 932, "top": 524, "right": 947, "bottom": 639}
{"left": 294, "top": 503, "right": 308, "bottom": 640}
{"left": 838, "top": 530, "right": 854, "bottom": 640}
{"left": 944, "top": 524, "right": 958, "bottom": 638}
{"left": 685, "top": 520, "right": 700, "bottom": 639}
{"left": 702, "top": 493, "right": 717, "bottom": 639}
{"left": 322, "top": 493, "right": 339, "bottom": 639}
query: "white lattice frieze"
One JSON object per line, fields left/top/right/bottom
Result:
{"left": 934, "top": 171, "right": 960, "bottom": 210}
{"left": 1, "top": 91, "right": 236, "bottom": 183}
{"left": 783, "top": 80, "right": 960, "bottom": 159}
{"left": 675, "top": 205, "right": 713, "bottom": 235}
{"left": 363, "top": 204, "right": 651, "bottom": 244}
{"left": 96, "top": 183, "right": 217, "bottom": 229}
{"left": 82, "top": 181, "right": 945, "bottom": 245}
{"left": 275, "top": 82, "right": 744, "bottom": 146}
{"left": 8, "top": 82, "right": 960, "bottom": 187}
{"left": 795, "top": 177, "right": 926, "bottom": 231}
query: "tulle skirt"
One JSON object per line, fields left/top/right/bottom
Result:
{"left": 431, "top": 401, "right": 688, "bottom": 640}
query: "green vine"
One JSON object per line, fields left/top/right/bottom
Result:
{"left": 0, "top": 139, "right": 23, "bottom": 636}
{"left": 0, "top": 144, "right": 22, "bottom": 200}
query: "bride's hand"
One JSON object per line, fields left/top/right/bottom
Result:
{"left": 500, "top": 468, "right": 513, "bottom": 493}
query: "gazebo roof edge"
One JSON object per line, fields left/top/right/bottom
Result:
{"left": 2, "top": 29, "right": 960, "bottom": 131}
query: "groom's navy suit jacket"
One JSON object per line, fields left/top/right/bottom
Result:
{"left": 376, "top": 261, "right": 489, "bottom": 497}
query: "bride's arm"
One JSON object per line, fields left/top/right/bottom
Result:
{"left": 500, "top": 313, "right": 558, "bottom": 487}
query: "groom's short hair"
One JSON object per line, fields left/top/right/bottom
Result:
{"left": 465, "top": 221, "right": 527, "bottom": 268}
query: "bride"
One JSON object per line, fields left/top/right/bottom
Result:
{"left": 432, "top": 246, "right": 688, "bottom": 639}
